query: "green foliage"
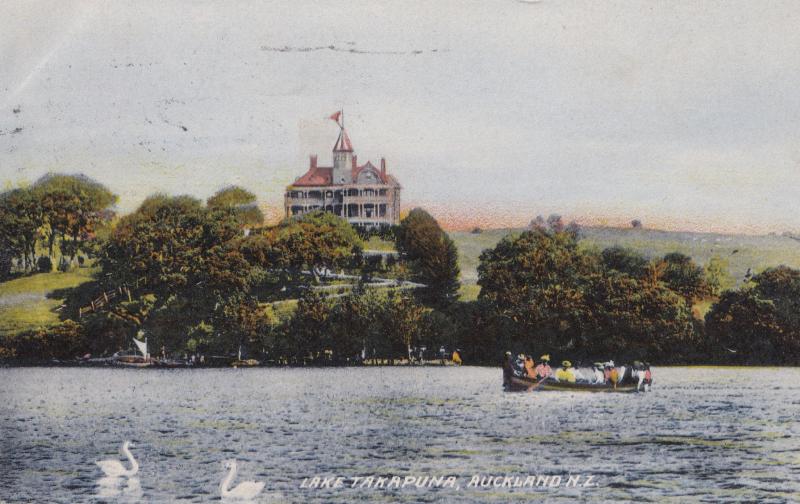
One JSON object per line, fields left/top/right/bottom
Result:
{"left": 396, "top": 208, "right": 460, "bottom": 307}
{"left": 11, "top": 320, "right": 86, "bottom": 361}
{"left": 0, "top": 187, "right": 41, "bottom": 275}
{"left": 249, "top": 211, "right": 363, "bottom": 284}
{"left": 0, "top": 175, "right": 115, "bottom": 277}
{"left": 705, "top": 255, "right": 735, "bottom": 296}
{"left": 288, "top": 290, "right": 333, "bottom": 361}
{"left": 33, "top": 174, "right": 117, "bottom": 261}
{"left": 98, "top": 194, "right": 256, "bottom": 354}
{"left": 477, "top": 227, "right": 696, "bottom": 361}
{"left": 706, "top": 266, "right": 800, "bottom": 364}
{"left": 601, "top": 246, "right": 649, "bottom": 278}
{"left": 660, "top": 252, "right": 710, "bottom": 302}
{"left": 207, "top": 186, "right": 264, "bottom": 227}
{"left": 477, "top": 227, "right": 597, "bottom": 350}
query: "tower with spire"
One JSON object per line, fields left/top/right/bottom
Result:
{"left": 332, "top": 125, "right": 354, "bottom": 184}
{"left": 284, "top": 111, "right": 402, "bottom": 229}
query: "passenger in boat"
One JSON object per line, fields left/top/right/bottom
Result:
{"left": 635, "top": 362, "right": 653, "bottom": 391}
{"left": 503, "top": 351, "right": 514, "bottom": 387}
{"left": 555, "top": 360, "right": 578, "bottom": 383}
{"left": 523, "top": 355, "right": 536, "bottom": 378}
{"left": 632, "top": 361, "right": 646, "bottom": 391}
{"left": 592, "top": 362, "right": 606, "bottom": 384}
{"left": 535, "top": 355, "right": 553, "bottom": 379}
{"left": 514, "top": 354, "right": 527, "bottom": 376}
{"left": 605, "top": 361, "right": 628, "bottom": 388}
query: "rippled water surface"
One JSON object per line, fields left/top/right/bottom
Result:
{"left": 1, "top": 367, "right": 799, "bottom": 503}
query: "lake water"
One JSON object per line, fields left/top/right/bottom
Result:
{"left": 1, "top": 367, "right": 799, "bottom": 503}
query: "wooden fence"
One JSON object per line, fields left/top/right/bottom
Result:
{"left": 78, "top": 277, "right": 146, "bottom": 318}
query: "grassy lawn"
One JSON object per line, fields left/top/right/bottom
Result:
{"left": 364, "top": 236, "right": 397, "bottom": 251}
{"left": 449, "top": 227, "right": 800, "bottom": 283}
{"left": 458, "top": 282, "right": 481, "bottom": 301}
{"left": 0, "top": 268, "right": 97, "bottom": 336}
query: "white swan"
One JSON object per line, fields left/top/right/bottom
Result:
{"left": 96, "top": 441, "right": 139, "bottom": 477}
{"left": 220, "top": 459, "right": 265, "bottom": 501}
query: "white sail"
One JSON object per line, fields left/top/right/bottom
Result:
{"left": 133, "top": 337, "right": 148, "bottom": 357}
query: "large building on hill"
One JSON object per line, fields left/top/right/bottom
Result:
{"left": 284, "top": 120, "right": 401, "bottom": 229}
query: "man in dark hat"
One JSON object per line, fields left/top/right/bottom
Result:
{"left": 502, "top": 351, "right": 514, "bottom": 388}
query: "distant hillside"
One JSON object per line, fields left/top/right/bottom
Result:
{"left": 450, "top": 227, "right": 800, "bottom": 283}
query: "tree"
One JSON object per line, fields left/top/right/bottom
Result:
{"left": 0, "top": 187, "right": 41, "bottom": 275}
{"left": 631, "top": 219, "right": 642, "bottom": 229}
{"left": 288, "top": 290, "right": 332, "bottom": 362}
{"left": 207, "top": 186, "right": 264, "bottom": 228}
{"left": 395, "top": 208, "right": 460, "bottom": 307}
{"left": 705, "top": 255, "right": 735, "bottom": 296}
{"left": 383, "top": 292, "right": 426, "bottom": 362}
{"left": 98, "top": 194, "right": 255, "bottom": 353}
{"left": 583, "top": 272, "right": 695, "bottom": 361}
{"left": 264, "top": 211, "right": 363, "bottom": 283}
{"left": 328, "top": 288, "right": 376, "bottom": 363}
{"left": 601, "top": 246, "right": 649, "bottom": 279}
{"left": 33, "top": 174, "right": 117, "bottom": 263}
{"left": 660, "top": 252, "right": 710, "bottom": 302}
{"left": 477, "top": 227, "right": 598, "bottom": 351}
{"left": 706, "top": 266, "right": 800, "bottom": 364}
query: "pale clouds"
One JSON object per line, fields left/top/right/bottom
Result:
{"left": 1, "top": 0, "right": 799, "bottom": 232}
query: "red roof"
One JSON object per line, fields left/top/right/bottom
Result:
{"left": 333, "top": 128, "right": 353, "bottom": 152}
{"left": 293, "top": 166, "right": 332, "bottom": 186}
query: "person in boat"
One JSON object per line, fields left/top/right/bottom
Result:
{"left": 513, "top": 354, "right": 527, "bottom": 377}
{"left": 554, "top": 360, "right": 578, "bottom": 383}
{"left": 535, "top": 354, "right": 553, "bottom": 379}
{"left": 632, "top": 361, "right": 653, "bottom": 391}
{"left": 592, "top": 362, "right": 606, "bottom": 384}
{"left": 523, "top": 355, "right": 536, "bottom": 378}
{"left": 452, "top": 349, "right": 462, "bottom": 365}
{"left": 605, "top": 360, "right": 629, "bottom": 388}
{"left": 502, "top": 351, "right": 514, "bottom": 387}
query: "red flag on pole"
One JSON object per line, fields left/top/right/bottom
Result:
{"left": 329, "top": 110, "right": 342, "bottom": 125}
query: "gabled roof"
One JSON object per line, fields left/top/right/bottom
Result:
{"left": 292, "top": 166, "right": 332, "bottom": 186}
{"left": 333, "top": 128, "right": 353, "bottom": 152}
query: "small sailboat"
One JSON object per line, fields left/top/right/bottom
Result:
{"left": 113, "top": 333, "right": 151, "bottom": 367}
{"left": 231, "top": 345, "right": 260, "bottom": 367}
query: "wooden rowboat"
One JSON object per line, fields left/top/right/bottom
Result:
{"left": 506, "top": 375, "right": 640, "bottom": 393}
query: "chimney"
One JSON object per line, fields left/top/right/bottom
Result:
{"left": 352, "top": 155, "right": 358, "bottom": 170}
{"left": 380, "top": 158, "right": 387, "bottom": 180}
{"left": 310, "top": 155, "right": 317, "bottom": 169}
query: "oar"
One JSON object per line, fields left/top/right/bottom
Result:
{"left": 527, "top": 376, "right": 550, "bottom": 391}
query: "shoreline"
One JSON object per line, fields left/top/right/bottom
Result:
{"left": 1, "top": 362, "right": 797, "bottom": 369}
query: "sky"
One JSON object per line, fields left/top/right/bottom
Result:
{"left": 1, "top": 0, "right": 800, "bottom": 234}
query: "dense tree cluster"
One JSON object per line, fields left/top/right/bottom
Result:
{"left": 477, "top": 227, "right": 697, "bottom": 362}
{"left": 0, "top": 174, "right": 117, "bottom": 277}
{"left": 706, "top": 266, "right": 800, "bottom": 364}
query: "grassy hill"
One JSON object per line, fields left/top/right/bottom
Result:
{"left": 450, "top": 226, "right": 800, "bottom": 285}
{"left": 0, "top": 269, "right": 96, "bottom": 337}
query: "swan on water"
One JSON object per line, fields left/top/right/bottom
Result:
{"left": 220, "top": 459, "right": 265, "bottom": 500}
{"left": 96, "top": 441, "right": 139, "bottom": 478}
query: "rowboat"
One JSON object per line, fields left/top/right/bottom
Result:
{"left": 112, "top": 354, "right": 152, "bottom": 368}
{"left": 506, "top": 375, "right": 641, "bottom": 393}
